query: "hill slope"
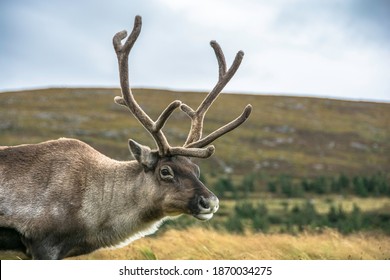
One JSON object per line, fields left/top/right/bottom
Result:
{"left": 1, "top": 87, "right": 389, "bottom": 178}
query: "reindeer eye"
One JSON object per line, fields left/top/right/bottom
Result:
{"left": 160, "top": 166, "right": 174, "bottom": 180}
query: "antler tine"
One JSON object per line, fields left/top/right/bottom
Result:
{"left": 181, "top": 40, "right": 250, "bottom": 149}
{"left": 113, "top": 17, "right": 250, "bottom": 160}
{"left": 113, "top": 16, "right": 184, "bottom": 156}
{"left": 186, "top": 104, "right": 252, "bottom": 149}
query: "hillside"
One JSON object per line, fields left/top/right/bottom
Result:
{"left": 1, "top": 88, "right": 390, "bottom": 259}
{"left": 1, "top": 87, "right": 389, "bottom": 179}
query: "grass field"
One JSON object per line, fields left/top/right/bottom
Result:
{"left": 67, "top": 228, "right": 390, "bottom": 260}
{"left": 2, "top": 227, "right": 389, "bottom": 260}
{"left": 1, "top": 195, "right": 388, "bottom": 260}
{"left": 1, "top": 87, "right": 389, "bottom": 260}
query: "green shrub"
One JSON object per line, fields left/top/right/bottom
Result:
{"left": 225, "top": 214, "right": 244, "bottom": 234}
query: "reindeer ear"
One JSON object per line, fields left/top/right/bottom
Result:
{"left": 128, "top": 139, "right": 158, "bottom": 171}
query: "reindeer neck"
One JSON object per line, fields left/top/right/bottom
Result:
{"left": 81, "top": 159, "right": 165, "bottom": 248}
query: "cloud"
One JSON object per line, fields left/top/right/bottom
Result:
{"left": 346, "top": 0, "right": 390, "bottom": 44}
{"left": 0, "top": 0, "right": 389, "bottom": 101}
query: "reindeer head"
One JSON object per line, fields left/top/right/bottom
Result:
{"left": 113, "top": 16, "right": 251, "bottom": 221}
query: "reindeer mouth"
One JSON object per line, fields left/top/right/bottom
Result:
{"left": 194, "top": 212, "right": 214, "bottom": 221}
{"left": 192, "top": 196, "right": 219, "bottom": 221}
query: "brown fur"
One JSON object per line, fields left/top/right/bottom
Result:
{"left": 0, "top": 138, "right": 218, "bottom": 259}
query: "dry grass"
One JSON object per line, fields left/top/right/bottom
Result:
{"left": 71, "top": 228, "right": 390, "bottom": 260}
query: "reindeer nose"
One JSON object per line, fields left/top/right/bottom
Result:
{"left": 198, "top": 195, "right": 219, "bottom": 213}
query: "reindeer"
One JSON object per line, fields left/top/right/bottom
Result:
{"left": 0, "top": 16, "right": 251, "bottom": 259}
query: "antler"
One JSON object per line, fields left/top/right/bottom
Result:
{"left": 114, "top": 16, "right": 251, "bottom": 159}
{"left": 113, "top": 16, "right": 213, "bottom": 158}
{"left": 180, "top": 41, "right": 252, "bottom": 149}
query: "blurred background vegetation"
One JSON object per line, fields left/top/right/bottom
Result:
{"left": 1, "top": 88, "right": 389, "bottom": 236}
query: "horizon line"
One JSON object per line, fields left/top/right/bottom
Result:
{"left": 1, "top": 85, "right": 389, "bottom": 104}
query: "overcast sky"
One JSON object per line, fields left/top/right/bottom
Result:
{"left": 1, "top": 0, "right": 389, "bottom": 101}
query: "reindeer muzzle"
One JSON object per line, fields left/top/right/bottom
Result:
{"left": 193, "top": 195, "right": 219, "bottom": 221}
